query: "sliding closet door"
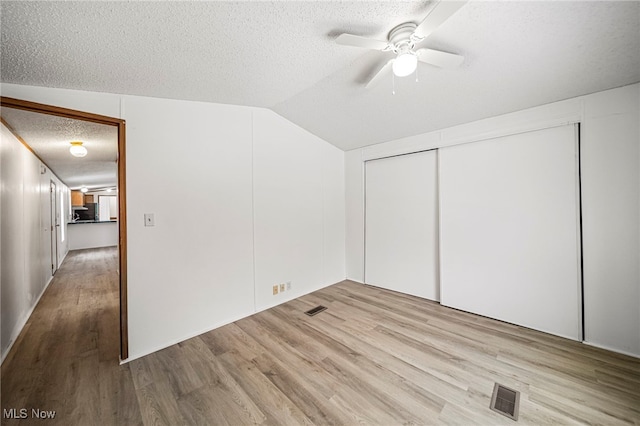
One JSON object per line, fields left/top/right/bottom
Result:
{"left": 439, "top": 125, "right": 581, "bottom": 340}
{"left": 365, "top": 150, "right": 439, "bottom": 301}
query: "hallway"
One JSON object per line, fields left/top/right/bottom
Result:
{"left": 1, "top": 247, "right": 141, "bottom": 425}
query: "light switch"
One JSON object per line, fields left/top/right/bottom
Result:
{"left": 144, "top": 213, "right": 155, "bottom": 227}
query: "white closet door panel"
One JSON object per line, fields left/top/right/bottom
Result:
{"left": 439, "top": 125, "right": 581, "bottom": 340}
{"left": 365, "top": 150, "right": 439, "bottom": 301}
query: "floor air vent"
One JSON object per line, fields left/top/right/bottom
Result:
{"left": 304, "top": 305, "right": 327, "bottom": 316}
{"left": 490, "top": 383, "right": 520, "bottom": 421}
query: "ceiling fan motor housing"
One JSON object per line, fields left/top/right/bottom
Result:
{"left": 388, "top": 22, "right": 419, "bottom": 52}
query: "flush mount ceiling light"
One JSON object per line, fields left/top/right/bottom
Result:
{"left": 80, "top": 187, "right": 88, "bottom": 193}
{"left": 69, "top": 141, "right": 87, "bottom": 157}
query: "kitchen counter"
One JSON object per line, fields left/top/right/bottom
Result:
{"left": 68, "top": 220, "right": 118, "bottom": 250}
{"left": 68, "top": 220, "right": 117, "bottom": 224}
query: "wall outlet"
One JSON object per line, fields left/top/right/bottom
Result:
{"left": 272, "top": 285, "right": 278, "bottom": 295}
{"left": 286, "top": 281, "right": 292, "bottom": 291}
{"left": 280, "top": 283, "right": 285, "bottom": 292}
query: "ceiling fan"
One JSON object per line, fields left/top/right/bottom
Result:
{"left": 335, "top": 0, "right": 468, "bottom": 88}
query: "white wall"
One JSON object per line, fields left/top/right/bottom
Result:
{"left": 1, "top": 123, "right": 69, "bottom": 361}
{"left": 581, "top": 87, "right": 640, "bottom": 356}
{"left": 1, "top": 124, "right": 25, "bottom": 361}
{"left": 253, "top": 110, "right": 345, "bottom": 312}
{"left": 1, "top": 83, "right": 346, "bottom": 361}
{"left": 345, "top": 149, "right": 364, "bottom": 283}
{"left": 346, "top": 84, "right": 640, "bottom": 357}
{"left": 124, "top": 98, "right": 345, "bottom": 359}
{"left": 124, "top": 95, "right": 256, "bottom": 358}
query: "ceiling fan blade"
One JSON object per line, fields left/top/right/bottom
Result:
{"left": 336, "top": 33, "right": 389, "bottom": 51}
{"left": 365, "top": 60, "right": 394, "bottom": 89}
{"left": 414, "top": 1, "right": 468, "bottom": 39}
{"left": 416, "top": 48, "right": 464, "bottom": 69}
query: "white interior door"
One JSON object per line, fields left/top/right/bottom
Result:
{"left": 439, "top": 125, "right": 581, "bottom": 340}
{"left": 365, "top": 150, "right": 439, "bottom": 301}
{"left": 50, "top": 180, "right": 58, "bottom": 275}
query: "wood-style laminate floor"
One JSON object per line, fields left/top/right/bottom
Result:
{"left": 2, "top": 247, "right": 639, "bottom": 425}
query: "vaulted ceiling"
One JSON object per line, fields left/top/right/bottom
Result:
{"left": 2, "top": 1, "right": 639, "bottom": 152}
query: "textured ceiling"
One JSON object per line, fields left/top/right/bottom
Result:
{"left": 1, "top": 107, "right": 117, "bottom": 189}
{"left": 1, "top": 1, "right": 639, "bottom": 152}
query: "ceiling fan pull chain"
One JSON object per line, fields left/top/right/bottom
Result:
{"left": 416, "top": 66, "right": 419, "bottom": 83}
{"left": 392, "top": 72, "right": 396, "bottom": 95}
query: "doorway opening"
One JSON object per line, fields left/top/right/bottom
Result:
{"left": 1, "top": 96, "right": 129, "bottom": 360}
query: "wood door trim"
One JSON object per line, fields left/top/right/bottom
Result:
{"left": 1, "top": 96, "right": 129, "bottom": 360}
{"left": 1, "top": 96, "right": 121, "bottom": 126}
{"left": 117, "top": 120, "right": 128, "bottom": 360}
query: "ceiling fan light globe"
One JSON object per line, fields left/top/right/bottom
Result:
{"left": 393, "top": 52, "right": 418, "bottom": 77}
